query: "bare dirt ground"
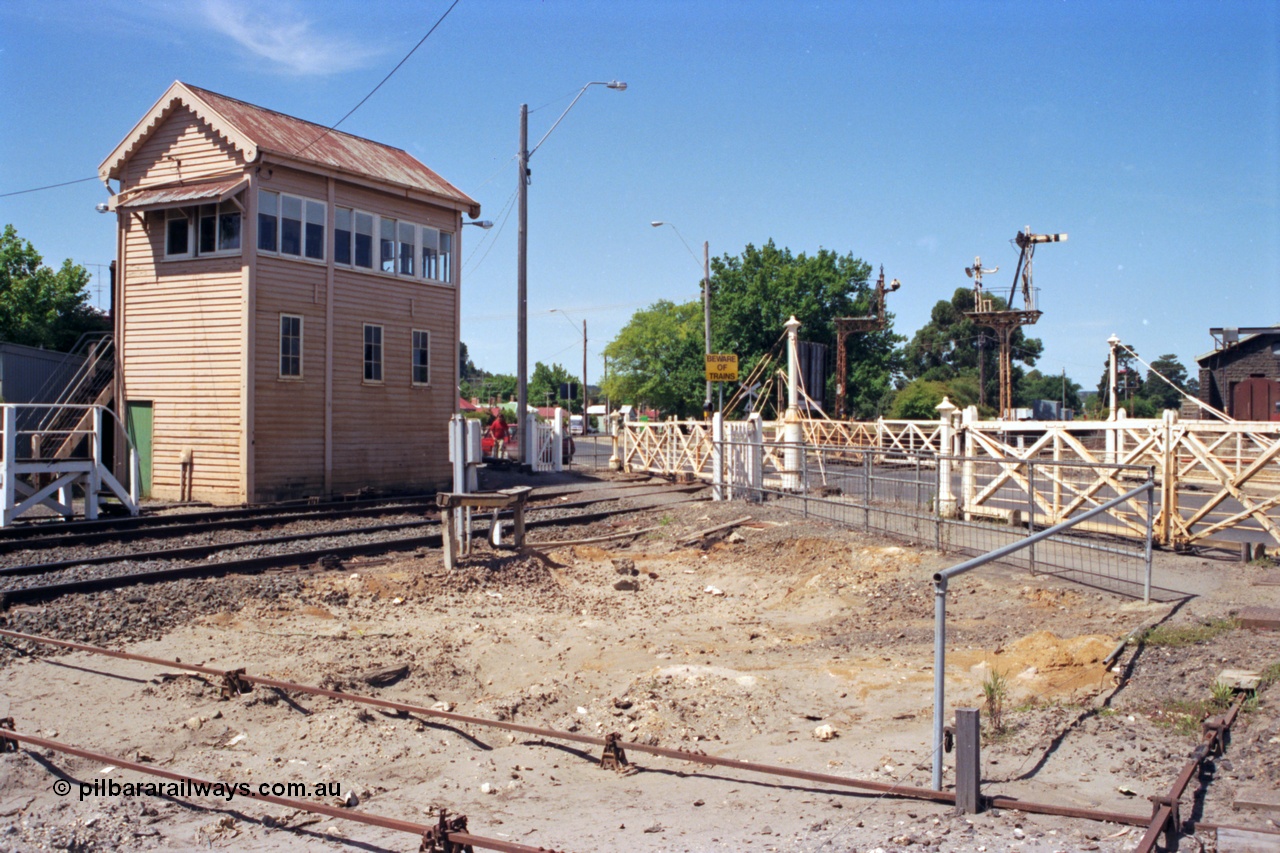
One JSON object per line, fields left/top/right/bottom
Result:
{"left": 1, "top": 471, "right": 1279, "bottom": 852}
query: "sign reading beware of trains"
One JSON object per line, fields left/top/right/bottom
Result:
{"left": 705, "top": 353, "right": 739, "bottom": 382}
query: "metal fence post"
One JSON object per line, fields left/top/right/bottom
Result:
{"left": 863, "top": 450, "right": 872, "bottom": 532}
{"left": 932, "top": 575, "right": 948, "bottom": 790}
{"left": 935, "top": 458, "right": 944, "bottom": 553}
{"left": 1027, "top": 461, "right": 1036, "bottom": 575}
{"left": 954, "top": 708, "right": 982, "bottom": 814}
{"left": 802, "top": 445, "right": 809, "bottom": 519}
{"left": 1144, "top": 474, "right": 1154, "bottom": 604}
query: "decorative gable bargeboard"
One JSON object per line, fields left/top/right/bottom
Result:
{"left": 101, "top": 82, "right": 480, "bottom": 503}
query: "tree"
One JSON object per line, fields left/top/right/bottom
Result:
{"left": 1141, "top": 354, "right": 1191, "bottom": 411}
{"left": 602, "top": 300, "right": 705, "bottom": 416}
{"left": 902, "top": 287, "right": 1043, "bottom": 408}
{"left": 708, "top": 240, "right": 900, "bottom": 418}
{"left": 1095, "top": 345, "right": 1145, "bottom": 412}
{"left": 1019, "top": 369, "right": 1083, "bottom": 410}
{"left": 0, "top": 224, "right": 108, "bottom": 349}
{"left": 528, "top": 361, "right": 582, "bottom": 414}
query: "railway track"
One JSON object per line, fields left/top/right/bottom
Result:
{"left": 0, "top": 485, "right": 707, "bottom": 607}
{"left": 0, "top": 479, "right": 680, "bottom": 553}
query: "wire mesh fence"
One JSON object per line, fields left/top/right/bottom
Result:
{"left": 725, "top": 441, "right": 1157, "bottom": 600}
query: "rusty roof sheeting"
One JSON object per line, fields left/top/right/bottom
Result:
{"left": 183, "top": 85, "right": 477, "bottom": 212}
{"left": 113, "top": 176, "right": 248, "bottom": 211}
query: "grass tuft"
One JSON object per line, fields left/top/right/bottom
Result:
{"left": 1139, "top": 618, "right": 1239, "bottom": 648}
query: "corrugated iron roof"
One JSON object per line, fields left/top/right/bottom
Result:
{"left": 113, "top": 176, "right": 248, "bottom": 211}
{"left": 101, "top": 82, "right": 478, "bottom": 216}
{"left": 183, "top": 84, "right": 477, "bottom": 211}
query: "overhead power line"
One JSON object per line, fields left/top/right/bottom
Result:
{"left": 294, "top": 0, "right": 463, "bottom": 157}
{"left": 0, "top": 175, "right": 99, "bottom": 199}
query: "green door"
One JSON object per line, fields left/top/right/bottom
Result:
{"left": 126, "top": 401, "right": 153, "bottom": 499}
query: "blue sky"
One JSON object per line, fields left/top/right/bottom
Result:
{"left": 2, "top": 0, "right": 1277, "bottom": 394}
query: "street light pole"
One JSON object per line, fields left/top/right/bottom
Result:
{"left": 515, "top": 81, "right": 625, "bottom": 467}
{"left": 651, "top": 221, "right": 712, "bottom": 415}
{"left": 517, "top": 104, "right": 529, "bottom": 463}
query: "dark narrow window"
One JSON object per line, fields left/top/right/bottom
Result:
{"left": 379, "top": 218, "right": 396, "bottom": 273}
{"left": 363, "top": 324, "right": 383, "bottom": 382}
{"left": 412, "top": 330, "right": 430, "bottom": 385}
{"left": 198, "top": 204, "right": 217, "bottom": 254}
{"left": 165, "top": 210, "right": 190, "bottom": 257}
{"left": 334, "top": 208, "right": 352, "bottom": 265}
{"left": 398, "top": 221, "right": 415, "bottom": 275}
{"left": 354, "top": 212, "right": 373, "bottom": 269}
{"left": 304, "top": 200, "right": 325, "bottom": 260}
{"left": 257, "top": 190, "right": 278, "bottom": 251}
{"left": 218, "top": 201, "right": 241, "bottom": 251}
{"left": 439, "top": 232, "right": 453, "bottom": 283}
{"left": 280, "top": 195, "right": 303, "bottom": 256}
{"left": 280, "top": 314, "right": 302, "bottom": 378}
{"left": 421, "top": 227, "right": 439, "bottom": 279}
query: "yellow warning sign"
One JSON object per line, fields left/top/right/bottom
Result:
{"left": 705, "top": 353, "right": 739, "bottom": 382}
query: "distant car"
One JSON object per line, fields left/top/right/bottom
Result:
{"left": 569, "top": 415, "right": 585, "bottom": 435}
{"left": 482, "top": 429, "right": 574, "bottom": 462}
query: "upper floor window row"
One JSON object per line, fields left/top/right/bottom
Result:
{"left": 258, "top": 190, "right": 325, "bottom": 261}
{"left": 164, "top": 202, "right": 241, "bottom": 259}
{"left": 255, "top": 190, "right": 454, "bottom": 283}
{"left": 334, "top": 206, "right": 454, "bottom": 284}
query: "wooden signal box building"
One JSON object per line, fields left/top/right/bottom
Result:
{"left": 100, "top": 82, "right": 479, "bottom": 503}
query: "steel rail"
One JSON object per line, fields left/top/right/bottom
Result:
{"left": 0, "top": 497, "right": 707, "bottom": 606}
{"left": 0, "top": 484, "right": 704, "bottom": 562}
{"left": 4, "top": 629, "right": 1181, "bottom": 830}
{"left": 0, "top": 479, "right": 683, "bottom": 548}
{"left": 1134, "top": 692, "right": 1248, "bottom": 853}
{"left": 0, "top": 728, "right": 562, "bottom": 853}
{"left": 1, "top": 627, "right": 1157, "bottom": 826}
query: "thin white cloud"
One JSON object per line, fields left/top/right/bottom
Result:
{"left": 198, "top": 0, "right": 379, "bottom": 75}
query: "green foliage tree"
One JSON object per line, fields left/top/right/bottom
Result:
{"left": 708, "top": 240, "right": 901, "bottom": 418}
{"left": 528, "top": 361, "right": 582, "bottom": 414}
{"left": 1019, "top": 369, "right": 1083, "bottom": 410}
{"left": 602, "top": 300, "right": 705, "bottom": 416}
{"left": 1096, "top": 345, "right": 1145, "bottom": 413}
{"left": 902, "top": 287, "right": 1043, "bottom": 407}
{"left": 1141, "top": 353, "right": 1192, "bottom": 411}
{"left": 0, "top": 224, "right": 108, "bottom": 349}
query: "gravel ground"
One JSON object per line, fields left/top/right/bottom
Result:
{"left": 0, "top": 471, "right": 1277, "bottom": 852}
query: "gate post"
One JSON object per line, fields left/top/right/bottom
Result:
{"left": 749, "top": 413, "right": 763, "bottom": 502}
{"left": 1160, "top": 409, "right": 1177, "bottom": 547}
{"left": 712, "top": 412, "right": 724, "bottom": 501}
{"left": 553, "top": 407, "right": 565, "bottom": 472}
{"left": 2, "top": 406, "right": 16, "bottom": 527}
{"left": 936, "top": 397, "right": 957, "bottom": 518}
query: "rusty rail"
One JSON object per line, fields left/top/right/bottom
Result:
{"left": 1134, "top": 692, "right": 1248, "bottom": 853}
{"left": 2, "top": 627, "right": 1172, "bottom": 831}
{"left": 0, "top": 726, "right": 559, "bottom": 853}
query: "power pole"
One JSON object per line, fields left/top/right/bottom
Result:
{"left": 978, "top": 332, "right": 987, "bottom": 407}
{"left": 703, "top": 240, "right": 712, "bottom": 415}
{"left": 582, "top": 318, "right": 588, "bottom": 418}
{"left": 516, "top": 103, "right": 529, "bottom": 464}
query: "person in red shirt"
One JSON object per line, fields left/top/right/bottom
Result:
{"left": 488, "top": 412, "right": 510, "bottom": 458}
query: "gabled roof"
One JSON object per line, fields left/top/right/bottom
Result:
{"left": 99, "top": 82, "right": 479, "bottom": 217}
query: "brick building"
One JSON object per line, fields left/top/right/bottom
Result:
{"left": 1195, "top": 326, "right": 1280, "bottom": 421}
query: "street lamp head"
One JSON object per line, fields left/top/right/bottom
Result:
{"left": 606, "top": 80, "right": 627, "bottom": 91}
{"left": 464, "top": 220, "right": 494, "bottom": 229}
{"left": 650, "top": 221, "right": 664, "bottom": 227}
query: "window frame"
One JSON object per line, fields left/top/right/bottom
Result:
{"left": 256, "top": 189, "right": 326, "bottom": 263}
{"left": 164, "top": 202, "right": 242, "bottom": 261}
{"left": 411, "top": 329, "right": 430, "bottom": 386}
{"left": 279, "top": 313, "right": 304, "bottom": 380}
{"left": 363, "top": 323, "right": 384, "bottom": 384}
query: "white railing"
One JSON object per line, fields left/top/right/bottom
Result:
{"left": 1, "top": 404, "right": 140, "bottom": 527}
